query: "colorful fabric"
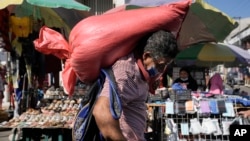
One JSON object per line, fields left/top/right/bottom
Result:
{"left": 173, "top": 77, "right": 198, "bottom": 91}
{"left": 222, "top": 101, "right": 235, "bottom": 117}
{"left": 9, "top": 16, "right": 33, "bottom": 37}
{"left": 209, "top": 100, "right": 219, "bottom": 114}
{"left": 165, "top": 101, "right": 174, "bottom": 114}
{"left": 217, "top": 100, "right": 227, "bottom": 113}
{"left": 180, "top": 123, "right": 189, "bottom": 135}
{"left": 171, "top": 83, "right": 186, "bottom": 90}
{"left": 185, "top": 100, "right": 194, "bottom": 112}
{"left": 175, "top": 102, "right": 186, "bottom": 114}
{"left": 228, "top": 98, "right": 250, "bottom": 107}
{"left": 200, "top": 100, "right": 210, "bottom": 113}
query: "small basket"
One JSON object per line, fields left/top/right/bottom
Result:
{"left": 169, "top": 89, "right": 192, "bottom": 101}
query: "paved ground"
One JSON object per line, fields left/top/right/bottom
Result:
{"left": 0, "top": 128, "right": 12, "bottom": 141}
{"left": 0, "top": 103, "right": 16, "bottom": 141}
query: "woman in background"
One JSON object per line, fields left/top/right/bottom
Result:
{"left": 173, "top": 67, "right": 198, "bottom": 91}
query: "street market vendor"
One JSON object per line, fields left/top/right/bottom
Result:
{"left": 172, "top": 67, "right": 198, "bottom": 91}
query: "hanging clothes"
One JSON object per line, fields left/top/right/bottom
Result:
{"left": 0, "top": 8, "right": 12, "bottom": 51}
{"left": 9, "top": 15, "right": 33, "bottom": 38}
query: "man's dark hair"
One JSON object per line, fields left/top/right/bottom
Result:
{"left": 136, "top": 30, "right": 179, "bottom": 59}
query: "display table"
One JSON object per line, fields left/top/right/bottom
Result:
{"left": 0, "top": 112, "right": 75, "bottom": 141}
{"left": 147, "top": 103, "right": 165, "bottom": 107}
{"left": 0, "top": 98, "right": 79, "bottom": 141}
{"left": 146, "top": 95, "right": 250, "bottom": 141}
{"left": 1, "top": 126, "right": 72, "bottom": 141}
{"left": 146, "top": 102, "right": 166, "bottom": 141}
{"left": 22, "top": 127, "right": 71, "bottom": 141}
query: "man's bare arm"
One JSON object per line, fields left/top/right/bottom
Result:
{"left": 93, "top": 96, "right": 126, "bottom": 141}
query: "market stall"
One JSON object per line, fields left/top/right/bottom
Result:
{"left": 146, "top": 89, "right": 250, "bottom": 141}
{"left": 0, "top": 87, "right": 83, "bottom": 141}
{"left": 0, "top": 1, "right": 243, "bottom": 141}
{"left": 143, "top": 41, "right": 250, "bottom": 140}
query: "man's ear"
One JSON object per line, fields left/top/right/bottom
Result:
{"left": 142, "top": 52, "right": 154, "bottom": 67}
{"left": 142, "top": 52, "right": 152, "bottom": 60}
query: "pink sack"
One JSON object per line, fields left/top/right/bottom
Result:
{"left": 34, "top": 0, "right": 191, "bottom": 95}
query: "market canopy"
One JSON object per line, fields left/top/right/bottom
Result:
{"left": 7, "top": 0, "right": 91, "bottom": 38}
{"left": 0, "top": 0, "right": 90, "bottom": 11}
{"left": 175, "top": 42, "right": 250, "bottom": 67}
{"left": 0, "top": 0, "right": 23, "bottom": 9}
{"left": 0, "top": 0, "right": 91, "bottom": 51}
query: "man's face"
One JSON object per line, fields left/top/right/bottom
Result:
{"left": 153, "top": 57, "right": 172, "bottom": 74}
{"left": 147, "top": 57, "right": 172, "bottom": 79}
{"left": 143, "top": 52, "right": 172, "bottom": 77}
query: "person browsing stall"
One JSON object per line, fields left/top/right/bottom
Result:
{"left": 173, "top": 67, "right": 198, "bottom": 91}
{"left": 239, "top": 110, "right": 250, "bottom": 118}
{"left": 207, "top": 73, "right": 224, "bottom": 95}
{"left": 93, "top": 30, "right": 179, "bottom": 141}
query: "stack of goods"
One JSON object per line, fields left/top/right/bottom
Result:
{"left": 0, "top": 110, "right": 8, "bottom": 122}
{"left": 43, "top": 87, "right": 64, "bottom": 99}
{"left": 0, "top": 99, "right": 80, "bottom": 128}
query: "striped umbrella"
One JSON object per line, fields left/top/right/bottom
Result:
{"left": 0, "top": 0, "right": 90, "bottom": 11}
{"left": 175, "top": 42, "right": 250, "bottom": 67}
{"left": 6, "top": 0, "right": 91, "bottom": 37}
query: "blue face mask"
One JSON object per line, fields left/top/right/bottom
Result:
{"left": 147, "top": 67, "right": 159, "bottom": 77}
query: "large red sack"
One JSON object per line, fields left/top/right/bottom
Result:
{"left": 34, "top": 0, "right": 191, "bottom": 95}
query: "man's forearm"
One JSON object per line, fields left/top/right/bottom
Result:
{"left": 93, "top": 96, "right": 126, "bottom": 141}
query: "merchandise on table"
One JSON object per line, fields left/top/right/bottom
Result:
{"left": 146, "top": 93, "right": 250, "bottom": 141}
{"left": 0, "top": 99, "right": 80, "bottom": 129}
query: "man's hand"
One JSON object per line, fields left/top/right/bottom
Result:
{"left": 238, "top": 110, "right": 250, "bottom": 118}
